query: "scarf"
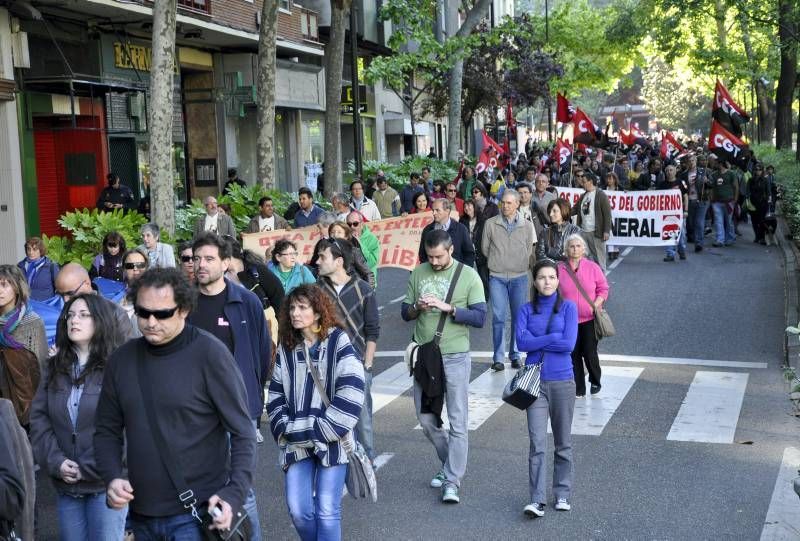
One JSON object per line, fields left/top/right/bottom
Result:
{"left": 23, "top": 257, "right": 47, "bottom": 285}
{"left": 0, "top": 303, "right": 26, "bottom": 350}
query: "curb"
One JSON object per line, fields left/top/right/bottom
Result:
{"left": 777, "top": 205, "right": 800, "bottom": 371}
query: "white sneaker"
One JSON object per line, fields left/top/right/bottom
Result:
{"left": 555, "top": 498, "right": 571, "bottom": 511}
{"left": 430, "top": 469, "right": 446, "bottom": 488}
{"left": 256, "top": 428, "right": 264, "bottom": 444}
{"left": 524, "top": 503, "right": 545, "bottom": 517}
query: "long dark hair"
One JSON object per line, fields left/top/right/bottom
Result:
{"left": 277, "top": 284, "right": 342, "bottom": 351}
{"left": 49, "top": 293, "right": 126, "bottom": 385}
{"left": 531, "top": 259, "right": 562, "bottom": 314}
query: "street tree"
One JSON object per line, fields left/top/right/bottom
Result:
{"left": 256, "top": 0, "right": 279, "bottom": 188}
{"left": 323, "top": 0, "right": 351, "bottom": 198}
{"left": 640, "top": 57, "right": 710, "bottom": 132}
{"left": 148, "top": 0, "right": 177, "bottom": 235}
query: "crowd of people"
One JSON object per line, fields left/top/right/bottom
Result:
{"left": 0, "top": 132, "right": 780, "bottom": 539}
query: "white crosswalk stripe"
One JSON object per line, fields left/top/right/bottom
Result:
{"left": 371, "top": 362, "right": 414, "bottom": 414}
{"left": 760, "top": 447, "right": 800, "bottom": 540}
{"left": 667, "top": 371, "right": 749, "bottom": 444}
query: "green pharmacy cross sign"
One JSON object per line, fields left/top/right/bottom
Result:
{"left": 223, "top": 72, "right": 256, "bottom": 118}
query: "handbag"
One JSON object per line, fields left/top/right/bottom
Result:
{"left": 502, "top": 306, "right": 558, "bottom": 410}
{"left": 135, "top": 345, "right": 252, "bottom": 540}
{"left": 562, "top": 262, "right": 616, "bottom": 340}
{"left": 305, "top": 346, "right": 377, "bottom": 503}
{"left": 404, "top": 263, "right": 464, "bottom": 375}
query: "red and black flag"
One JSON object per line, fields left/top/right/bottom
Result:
{"left": 620, "top": 122, "right": 650, "bottom": 149}
{"left": 572, "top": 108, "right": 602, "bottom": 144}
{"left": 660, "top": 131, "right": 685, "bottom": 161}
{"left": 556, "top": 93, "right": 575, "bottom": 123}
{"left": 475, "top": 130, "right": 505, "bottom": 175}
{"left": 712, "top": 80, "right": 750, "bottom": 137}
{"left": 550, "top": 139, "right": 573, "bottom": 168}
{"left": 708, "top": 120, "right": 750, "bottom": 170}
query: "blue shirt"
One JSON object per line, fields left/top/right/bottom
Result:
{"left": 294, "top": 205, "right": 324, "bottom": 228}
{"left": 515, "top": 294, "right": 578, "bottom": 381}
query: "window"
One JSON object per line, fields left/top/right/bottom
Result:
{"left": 279, "top": 0, "right": 291, "bottom": 11}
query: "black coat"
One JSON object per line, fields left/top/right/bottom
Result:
{"left": 419, "top": 220, "right": 476, "bottom": 267}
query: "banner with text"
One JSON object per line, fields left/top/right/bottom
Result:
{"left": 557, "top": 188, "right": 684, "bottom": 246}
{"left": 241, "top": 214, "right": 434, "bottom": 271}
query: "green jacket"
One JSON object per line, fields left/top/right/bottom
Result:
{"left": 359, "top": 226, "right": 380, "bottom": 286}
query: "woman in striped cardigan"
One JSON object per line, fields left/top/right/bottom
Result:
{"left": 267, "top": 284, "right": 364, "bottom": 541}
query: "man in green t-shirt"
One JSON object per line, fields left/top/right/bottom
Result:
{"left": 711, "top": 159, "right": 739, "bottom": 247}
{"left": 402, "top": 230, "right": 486, "bottom": 505}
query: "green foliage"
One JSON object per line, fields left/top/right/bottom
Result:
{"left": 43, "top": 208, "right": 148, "bottom": 269}
{"left": 347, "top": 157, "right": 461, "bottom": 190}
{"left": 751, "top": 143, "right": 800, "bottom": 238}
{"left": 640, "top": 57, "right": 711, "bottom": 131}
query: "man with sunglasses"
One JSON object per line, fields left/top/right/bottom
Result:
{"left": 346, "top": 212, "right": 380, "bottom": 287}
{"left": 54, "top": 264, "right": 139, "bottom": 339}
{"left": 184, "top": 233, "right": 269, "bottom": 539}
{"left": 572, "top": 172, "right": 612, "bottom": 271}
{"left": 95, "top": 268, "right": 255, "bottom": 539}
{"left": 317, "top": 239, "right": 380, "bottom": 462}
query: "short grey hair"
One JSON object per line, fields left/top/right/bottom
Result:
{"left": 431, "top": 198, "right": 452, "bottom": 211}
{"left": 330, "top": 193, "right": 349, "bottom": 207}
{"left": 318, "top": 211, "right": 338, "bottom": 228}
{"left": 564, "top": 233, "right": 587, "bottom": 251}
{"left": 501, "top": 189, "right": 520, "bottom": 202}
{"left": 141, "top": 223, "right": 160, "bottom": 238}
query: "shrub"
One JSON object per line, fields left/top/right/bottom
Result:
{"left": 751, "top": 144, "right": 800, "bottom": 239}
{"left": 348, "top": 156, "right": 465, "bottom": 191}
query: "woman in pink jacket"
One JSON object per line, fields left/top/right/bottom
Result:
{"left": 557, "top": 234, "right": 609, "bottom": 397}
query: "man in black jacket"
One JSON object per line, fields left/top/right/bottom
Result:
{"left": 94, "top": 268, "right": 255, "bottom": 538}
{"left": 419, "top": 199, "right": 475, "bottom": 267}
{"left": 0, "top": 404, "right": 25, "bottom": 539}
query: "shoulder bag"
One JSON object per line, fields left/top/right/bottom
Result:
{"left": 502, "top": 305, "right": 558, "bottom": 410}
{"left": 305, "top": 344, "right": 377, "bottom": 503}
{"left": 135, "top": 343, "right": 252, "bottom": 540}
{"left": 562, "top": 263, "right": 615, "bottom": 340}
{"left": 404, "top": 263, "right": 464, "bottom": 375}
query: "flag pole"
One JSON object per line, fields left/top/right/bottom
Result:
{"left": 569, "top": 141, "right": 576, "bottom": 187}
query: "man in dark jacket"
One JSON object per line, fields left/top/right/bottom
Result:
{"left": 97, "top": 173, "right": 135, "bottom": 212}
{"left": 187, "top": 233, "right": 270, "bottom": 539}
{"left": 573, "top": 172, "right": 613, "bottom": 270}
{"left": 0, "top": 400, "right": 26, "bottom": 539}
{"left": 94, "top": 269, "right": 255, "bottom": 537}
{"left": 419, "top": 199, "right": 475, "bottom": 267}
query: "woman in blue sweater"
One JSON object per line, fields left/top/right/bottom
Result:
{"left": 515, "top": 259, "right": 578, "bottom": 518}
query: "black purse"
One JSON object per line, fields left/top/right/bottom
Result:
{"left": 135, "top": 344, "right": 252, "bottom": 541}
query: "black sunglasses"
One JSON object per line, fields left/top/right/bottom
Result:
{"left": 134, "top": 305, "right": 179, "bottom": 320}
{"left": 347, "top": 222, "right": 361, "bottom": 227}
{"left": 124, "top": 262, "right": 147, "bottom": 270}
{"left": 180, "top": 255, "right": 193, "bottom": 263}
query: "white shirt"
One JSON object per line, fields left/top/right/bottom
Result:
{"left": 204, "top": 213, "right": 219, "bottom": 233}
{"left": 581, "top": 191, "right": 597, "bottom": 233}
{"left": 258, "top": 215, "right": 276, "bottom": 232}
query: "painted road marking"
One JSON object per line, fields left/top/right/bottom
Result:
{"left": 667, "top": 371, "right": 749, "bottom": 444}
{"left": 551, "top": 365, "right": 643, "bottom": 435}
{"left": 607, "top": 246, "right": 633, "bottom": 274}
{"left": 371, "top": 362, "right": 413, "bottom": 414}
{"left": 375, "top": 351, "right": 767, "bottom": 369}
{"left": 760, "top": 446, "right": 800, "bottom": 540}
{"left": 389, "top": 295, "right": 405, "bottom": 304}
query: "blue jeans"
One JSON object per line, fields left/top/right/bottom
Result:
{"left": 57, "top": 492, "right": 127, "bottom": 541}
{"left": 356, "top": 369, "right": 375, "bottom": 460}
{"left": 665, "top": 217, "right": 687, "bottom": 257}
{"left": 128, "top": 511, "right": 203, "bottom": 541}
{"left": 692, "top": 201, "right": 710, "bottom": 247}
{"left": 285, "top": 458, "right": 347, "bottom": 541}
{"left": 489, "top": 274, "right": 529, "bottom": 363}
{"left": 712, "top": 202, "right": 736, "bottom": 245}
{"left": 246, "top": 419, "right": 263, "bottom": 541}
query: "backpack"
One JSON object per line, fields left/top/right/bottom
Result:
{"left": 0, "top": 399, "right": 34, "bottom": 541}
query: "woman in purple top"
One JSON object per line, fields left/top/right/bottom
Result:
{"left": 515, "top": 259, "right": 578, "bottom": 518}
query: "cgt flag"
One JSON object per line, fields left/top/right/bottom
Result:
{"left": 573, "top": 108, "right": 602, "bottom": 144}
{"left": 556, "top": 93, "right": 575, "bottom": 123}
{"left": 551, "top": 139, "right": 573, "bottom": 169}
{"left": 709, "top": 120, "right": 750, "bottom": 170}
{"left": 620, "top": 123, "right": 650, "bottom": 149}
{"left": 660, "top": 131, "right": 685, "bottom": 161}
{"left": 712, "top": 80, "right": 750, "bottom": 137}
{"left": 475, "top": 130, "right": 505, "bottom": 175}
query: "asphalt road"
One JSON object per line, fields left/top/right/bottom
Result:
{"left": 34, "top": 226, "right": 798, "bottom": 540}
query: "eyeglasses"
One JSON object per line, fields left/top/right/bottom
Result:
{"left": 106, "top": 242, "right": 118, "bottom": 248}
{"left": 57, "top": 280, "right": 87, "bottom": 300}
{"left": 471, "top": 190, "right": 481, "bottom": 195}
{"left": 134, "top": 305, "right": 180, "bottom": 320}
{"left": 347, "top": 222, "right": 361, "bottom": 227}
{"left": 65, "top": 311, "right": 93, "bottom": 321}
{"left": 180, "top": 255, "right": 193, "bottom": 263}
{"left": 124, "top": 262, "right": 147, "bottom": 270}
{"left": 24, "top": 245, "right": 39, "bottom": 251}
{"left": 575, "top": 174, "right": 585, "bottom": 179}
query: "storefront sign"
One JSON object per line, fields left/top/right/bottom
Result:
{"left": 113, "top": 42, "right": 152, "bottom": 72}
{"left": 241, "top": 214, "right": 434, "bottom": 271}
{"left": 557, "top": 187, "right": 684, "bottom": 246}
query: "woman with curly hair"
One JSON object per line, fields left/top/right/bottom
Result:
{"left": 30, "top": 293, "right": 127, "bottom": 540}
{"left": 267, "top": 284, "right": 364, "bottom": 541}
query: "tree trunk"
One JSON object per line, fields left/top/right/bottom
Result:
{"left": 445, "top": 0, "right": 492, "bottom": 161}
{"left": 148, "top": 0, "right": 177, "bottom": 235}
{"left": 409, "top": 94, "right": 418, "bottom": 156}
{"left": 775, "top": 0, "right": 797, "bottom": 150}
{"left": 739, "top": 12, "right": 776, "bottom": 143}
{"left": 323, "top": 0, "right": 350, "bottom": 198}
{"left": 256, "top": 0, "right": 279, "bottom": 188}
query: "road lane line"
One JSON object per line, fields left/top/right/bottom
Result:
{"left": 374, "top": 351, "right": 767, "bottom": 369}
{"left": 607, "top": 246, "right": 633, "bottom": 274}
{"left": 667, "top": 371, "right": 749, "bottom": 444}
{"left": 760, "top": 447, "right": 800, "bottom": 540}
{"left": 551, "top": 366, "right": 643, "bottom": 436}
{"left": 389, "top": 295, "right": 405, "bottom": 304}
{"left": 371, "top": 362, "right": 413, "bottom": 414}
{"left": 415, "top": 364, "right": 515, "bottom": 431}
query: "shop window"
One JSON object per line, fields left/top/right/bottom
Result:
{"left": 64, "top": 153, "right": 97, "bottom": 186}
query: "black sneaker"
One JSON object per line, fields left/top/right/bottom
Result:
{"left": 679, "top": 252, "right": 686, "bottom": 260}
{"left": 695, "top": 245, "right": 703, "bottom": 252}
{"left": 511, "top": 359, "right": 522, "bottom": 369}
{"left": 491, "top": 362, "right": 505, "bottom": 372}
{"left": 524, "top": 503, "right": 545, "bottom": 518}
{"left": 590, "top": 384, "right": 601, "bottom": 395}
{"left": 663, "top": 255, "right": 675, "bottom": 262}
{"left": 712, "top": 242, "right": 723, "bottom": 247}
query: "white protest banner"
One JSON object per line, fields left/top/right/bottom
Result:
{"left": 241, "top": 213, "right": 435, "bottom": 271}
{"left": 556, "top": 188, "right": 684, "bottom": 247}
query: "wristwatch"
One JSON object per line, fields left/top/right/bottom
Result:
{"left": 450, "top": 305, "right": 456, "bottom": 317}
